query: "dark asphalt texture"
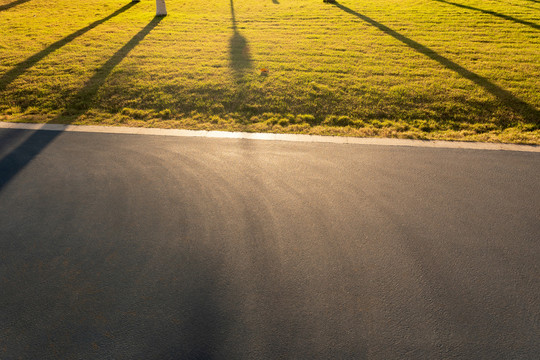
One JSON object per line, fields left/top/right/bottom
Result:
{"left": 0, "top": 129, "right": 539, "bottom": 359}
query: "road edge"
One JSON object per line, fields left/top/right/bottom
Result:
{"left": 1, "top": 121, "right": 538, "bottom": 152}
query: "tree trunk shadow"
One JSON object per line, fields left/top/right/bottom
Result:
{"left": 0, "top": 2, "right": 137, "bottom": 92}
{"left": 0, "top": 0, "right": 31, "bottom": 12}
{"left": 333, "top": 2, "right": 540, "bottom": 124}
{"left": 433, "top": 0, "right": 540, "bottom": 30}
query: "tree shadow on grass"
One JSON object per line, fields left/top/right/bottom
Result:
{"left": 229, "top": 0, "right": 253, "bottom": 80}
{"left": 0, "top": 2, "right": 137, "bottom": 92}
{"left": 333, "top": 2, "right": 540, "bottom": 124}
{"left": 491, "top": 0, "right": 540, "bottom": 11}
{"left": 0, "top": 0, "right": 30, "bottom": 12}
{"left": 0, "top": 16, "right": 164, "bottom": 192}
{"left": 434, "top": 0, "right": 540, "bottom": 30}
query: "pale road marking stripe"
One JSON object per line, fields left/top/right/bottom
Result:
{"left": 0, "top": 121, "right": 538, "bottom": 152}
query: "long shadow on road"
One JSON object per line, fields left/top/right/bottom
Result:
{"left": 334, "top": 2, "right": 540, "bottom": 124}
{"left": 0, "top": 16, "right": 164, "bottom": 192}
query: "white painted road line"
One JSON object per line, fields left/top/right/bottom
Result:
{"left": 0, "top": 121, "right": 538, "bottom": 152}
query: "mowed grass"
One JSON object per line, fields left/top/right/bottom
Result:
{"left": 0, "top": 0, "right": 539, "bottom": 143}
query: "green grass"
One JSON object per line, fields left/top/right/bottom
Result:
{"left": 1, "top": 0, "right": 539, "bottom": 143}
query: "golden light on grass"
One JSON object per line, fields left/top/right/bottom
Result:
{"left": 0, "top": 0, "right": 539, "bottom": 143}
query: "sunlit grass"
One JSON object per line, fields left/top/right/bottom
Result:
{"left": 0, "top": 0, "right": 539, "bottom": 143}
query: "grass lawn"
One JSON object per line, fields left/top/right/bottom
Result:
{"left": 1, "top": 0, "right": 539, "bottom": 143}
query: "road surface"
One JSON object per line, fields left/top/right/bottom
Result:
{"left": 0, "top": 128, "right": 539, "bottom": 359}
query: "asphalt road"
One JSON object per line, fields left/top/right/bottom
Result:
{"left": 0, "top": 129, "right": 539, "bottom": 359}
